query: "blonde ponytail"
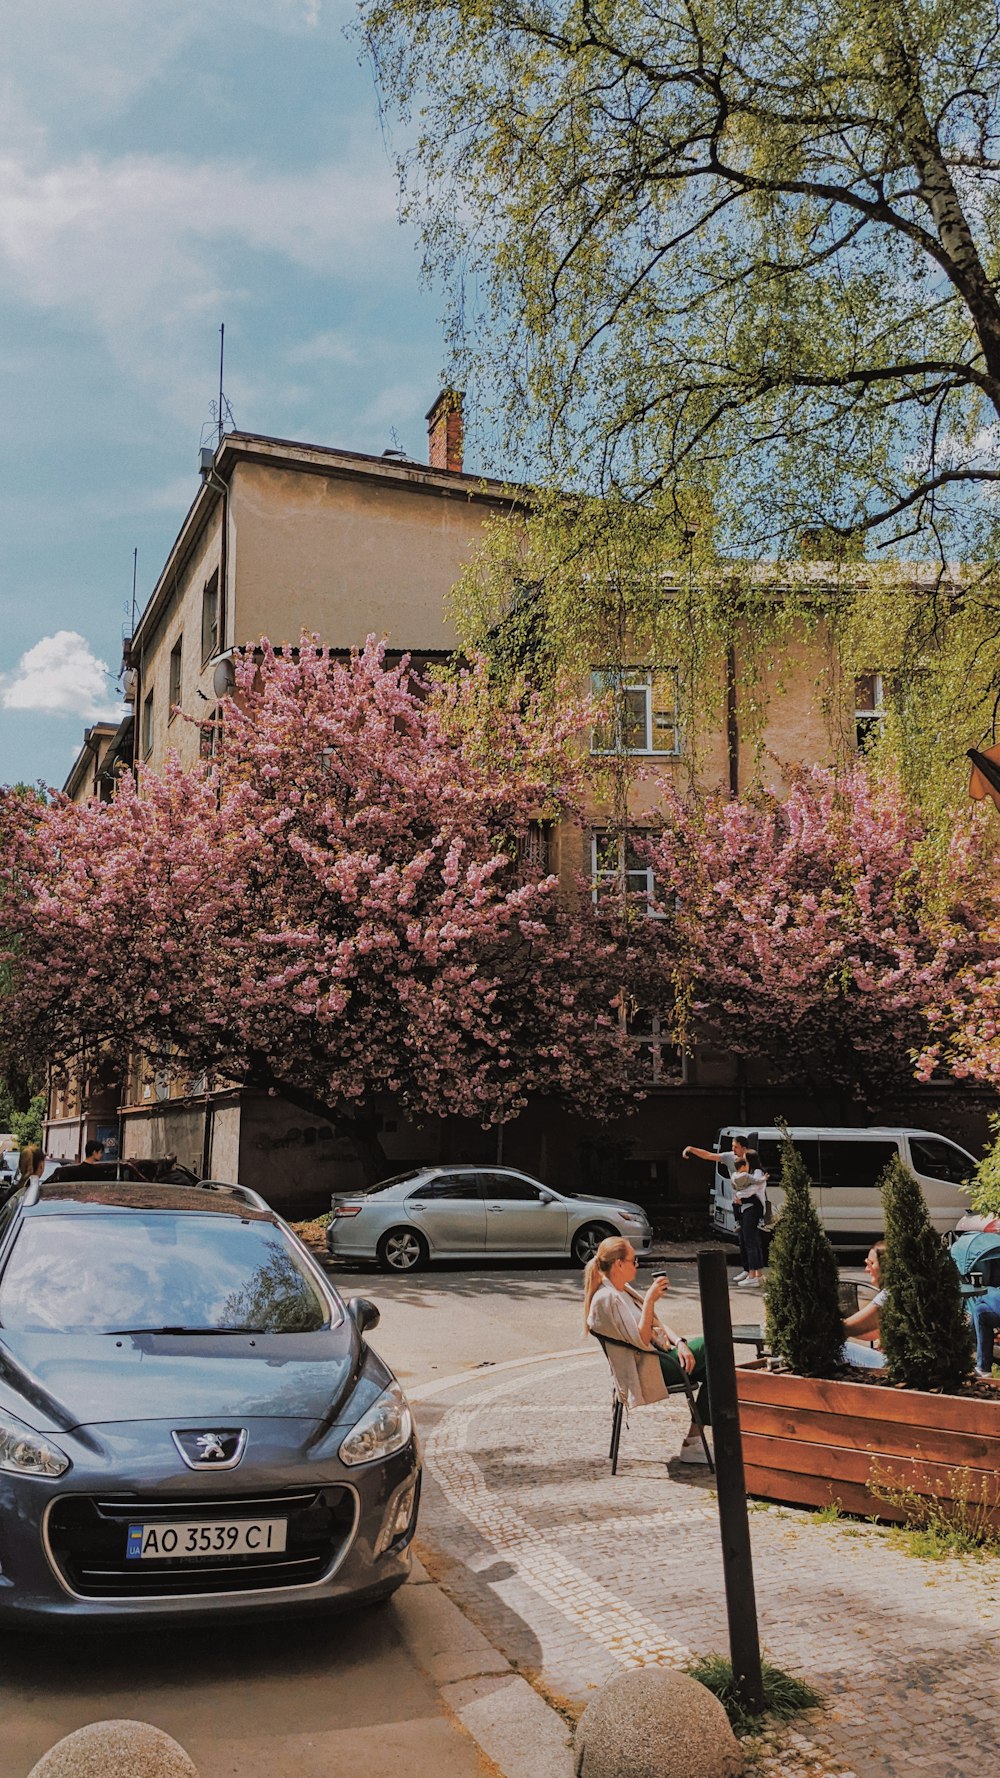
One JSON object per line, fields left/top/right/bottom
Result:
{"left": 582, "top": 1235, "right": 632, "bottom": 1328}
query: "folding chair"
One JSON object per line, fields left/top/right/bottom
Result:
{"left": 590, "top": 1330, "right": 714, "bottom": 1474}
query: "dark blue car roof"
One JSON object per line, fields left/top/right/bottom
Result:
{"left": 28, "top": 1183, "right": 273, "bottom": 1220}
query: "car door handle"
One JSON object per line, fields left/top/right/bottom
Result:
{"left": 486, "top": 1205, "right": 503, "bottom": 1212}
{"left": 410, "top": 1202, "right": 425, "bottom": 1210}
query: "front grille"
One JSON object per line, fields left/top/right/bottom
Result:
{"left": 46, "top": 1487, "right": 357, "bottom": 1598}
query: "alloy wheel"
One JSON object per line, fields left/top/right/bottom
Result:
{"left": 380, "top": 1229, "right": 427, "bottom": 1272}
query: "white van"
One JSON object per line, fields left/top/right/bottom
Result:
{"left": 709, "top": 1126, "right": 977, "bottom": 1249}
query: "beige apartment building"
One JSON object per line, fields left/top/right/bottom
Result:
{"left": 51, "top": 394, "right": 978, "bottom": 1215}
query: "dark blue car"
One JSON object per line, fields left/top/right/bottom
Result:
{"left": 0, "top": 1178, "right": 419, "bottom": 1626}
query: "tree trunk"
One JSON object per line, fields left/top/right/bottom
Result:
{"left": 881, "top": 20, "right": 1000, "bottom": 408}
{"left": 266, "top": 1080, "right": 390, "bottom": 1186}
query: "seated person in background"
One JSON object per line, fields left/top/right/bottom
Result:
{"left": 584, "top": 1235, "right": 712, "bottom": 1463}
{"left": 841, "top": 1241, "right": 887, "bottom": 1371}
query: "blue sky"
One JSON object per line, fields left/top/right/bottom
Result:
{"left": 0, "top": 0, "right": 473, "bottom": 789}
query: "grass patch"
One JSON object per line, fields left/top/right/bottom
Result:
{"left": 685, "top": 1653, "right": 823, "bottom": 1738}
{"left": 810, "top": 1500, "right": 843, "bottom": 1524}
{"left": 868, "top": 1462, "right": 1000, "bottom": 1559}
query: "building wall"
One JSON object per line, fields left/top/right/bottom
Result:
{"left": 135, "top": 506, "right": 224, "bottom": 773}
{"left": 229, "top": 460, "right": 508, "bottom": 652}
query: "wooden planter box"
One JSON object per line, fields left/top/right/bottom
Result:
{"left": 736, "top": 1362, "right": 1000, "bottom": 1527}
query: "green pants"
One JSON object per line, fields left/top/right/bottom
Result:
{"left": 657, "top": 1334, "right": 711, "bottom": 1426}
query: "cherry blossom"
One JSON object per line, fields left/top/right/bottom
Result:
{"left": 0, "top": 640, "right": 652, "bottom": 1180}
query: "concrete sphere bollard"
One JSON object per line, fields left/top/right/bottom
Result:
{"left": 27, "top": 1720, "right": 199, "bottom": 1778}
{"left": 574, "top": 1669, "right": 744, "bottom": 1778}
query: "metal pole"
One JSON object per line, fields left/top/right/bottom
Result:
{"left": 697, "top": 1248, "right": 765, "bottom": 1714}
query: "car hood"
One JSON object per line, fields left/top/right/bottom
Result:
{"left": 0, "top": 1328, "right": 361, "bottom": 1434}
{"left": 565, "top": 1194, "right": 648, "bottom": 1218}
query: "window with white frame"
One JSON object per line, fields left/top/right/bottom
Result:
{"left": 591, "top": 831, "right": 661, "bottom": 914}
{"left": 590, "top": 668, "right": 680, "bottom": 755}
{"left": 624, "top": 1004, "right": 686, "bottom": 1085}
{"left": 854, "top": 672, "right": 885, "bottom": 749}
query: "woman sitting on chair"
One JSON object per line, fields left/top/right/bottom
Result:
{"left": 584, "top": 1236, "right": 712, "bottom": 1464}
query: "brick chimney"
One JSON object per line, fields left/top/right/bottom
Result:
{"left": 426, "top": 388, "right": 464, "bottom": 473}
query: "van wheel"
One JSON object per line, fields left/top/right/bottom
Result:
{"left": 571, "top": 1222, "right": 616, "bottom": 1267}
{"left": 377, "top": 1228, "right": 429, "bottom": 1273}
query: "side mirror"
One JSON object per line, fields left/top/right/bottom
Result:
{"left": 347, "top": 1296, "right": 381, "bottom": 1336}
{"left": 538, "top": 1191, "right": 556, "bottom": 1204}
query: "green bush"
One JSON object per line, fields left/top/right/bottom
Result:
{"left": 9, "top": 1093, "right": 44, "bottom": 1149}
{"left": 764, "top": 1132, "right": 843, "bottom": 1376}
{"left": 879, "top": 1156, "right": 974, "bottom": 1391}
{"left": 968, "top": 1113, "right": 1000, "bottom": 1219}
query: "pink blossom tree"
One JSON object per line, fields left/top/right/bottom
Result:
{"left": 0, "top": 640, "right": 655, "bottom": 1180}
{"left": 642, "top": 764, "right": 990, "bottom": 1102}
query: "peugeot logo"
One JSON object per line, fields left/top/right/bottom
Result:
{"left": 171, "top": 1428, "right": 248, "bottom": 1470}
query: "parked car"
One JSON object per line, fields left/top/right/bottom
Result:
{"left": 326, "top": 1165, "right": 653, "bottom": 1271}
{"left": 0, "top": 1176, "right": 419, "bottom": 1626}
{"left": 709, "top": 1124, "right": 977, "bottom": 1250}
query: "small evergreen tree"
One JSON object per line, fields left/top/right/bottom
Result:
{"left": 879, "top": 1157, "right": 974, "bottom": 1392}
{"left": 765, "top": 1132, "right": 843, "bottom": 1376}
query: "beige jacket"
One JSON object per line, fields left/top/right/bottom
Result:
{"left": 587, "top": 1283, "right": 671, "bottom": 1408}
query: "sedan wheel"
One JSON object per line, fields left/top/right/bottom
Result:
{"left": 378, "top": 1228, "right": 429, "bottom": 1273}
{"left": 571, "top": 1222, "right": 616, "bottom": 1266}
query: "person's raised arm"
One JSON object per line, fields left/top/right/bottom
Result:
{"left": 844, "top": 1300, "right": 881, "bottom": 1339}
{"left": 683, "top": 1146, "right": 721, "bottom": 1163}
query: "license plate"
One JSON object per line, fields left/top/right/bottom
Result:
{"left": 125, "top": 1518, "right": 288, "bottom": 1560}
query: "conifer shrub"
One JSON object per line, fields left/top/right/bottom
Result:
{"left": 764, "top": 1132, "right": 843, "bottom": 1376}
{"left": 879, "top": 1156, "right": 974, "bottom": 1392}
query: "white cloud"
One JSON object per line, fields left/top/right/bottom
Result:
{"left": 0, "top": 147, "right": 401, "bottom": 424}
{"left": 1, "top": 631, "right": 123, "bottom": 720}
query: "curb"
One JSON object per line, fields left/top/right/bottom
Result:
{"left": 395, "top": 1552, "right": 575, "bottom": 1778}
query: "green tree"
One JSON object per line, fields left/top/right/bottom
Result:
{"left": 362, "top": 0, "right": 1000, "bottom": 796}
{"left": 879, "top": 1155, "right": 974, "bottom": 1391}
{"left": 968, "top": 1114, "right": 1000, "bottom": 1219}
{"left": 363, "top": 0, "right": 1000, "bottom": 557}
{"left": 764, "top": 1134, "right": 843, "bottom": 1377}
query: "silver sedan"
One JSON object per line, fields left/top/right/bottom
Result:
{"left": 326, "top": 1166, "right": 653, "bottom": 1271}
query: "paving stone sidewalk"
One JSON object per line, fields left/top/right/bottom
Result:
{"left": 413, "top": 1349, "right": 1000, "bottom": 1778}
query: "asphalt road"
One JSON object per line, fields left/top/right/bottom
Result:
{"left": 332, "top": 1253, "right": 713, "bottom": 1391}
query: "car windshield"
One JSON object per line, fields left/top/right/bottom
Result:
{"left": 0, "top": 1213, "right": 332, "bottom": 1335}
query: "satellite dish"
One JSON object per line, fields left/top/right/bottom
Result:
{"left": 213, "top": 657, "right": 236, "bottom": 698}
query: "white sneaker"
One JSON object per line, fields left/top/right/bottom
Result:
{"left": 737, "top": 1275, "right": 762, "bottom": 1288}
{"left": 733, "top": 1270, "right": 749, "bottom": 1284}
{"left": 679, "top": 1435, "right": 711, "bottom": 1465}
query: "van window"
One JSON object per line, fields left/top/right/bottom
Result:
{"left": 819, "top": 1140, "right": 898, "bottom": 1191}
{"left": 755, "top": 1139, "right": 820, "bottom": 1183}
{"left": 908, "top": 1137, "right": 973, "bottom": 1186}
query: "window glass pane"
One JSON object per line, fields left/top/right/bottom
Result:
{"left": 854, "top": 673, "right": 880, "bottom": 714}
{"left": 819, "top": 1140, "right": 898, "bottom": 1190}
{"left": 756, "top": 1138, "right": 820, "bottom": 1183}
{"left": 410, "top": 1178, "right": 482, "bottom": 1201}
{"left": 909, "top": 1138, "right": 973, "bottom": 1186}
{"left": 650, "top": 671, "right": 678, "bottom": 752}
{"left": 169, "top": 641, "right": 182, "bottom": 708}
{"left": 479, "top": 1174, "right": 542, "bottom": 1201}
{"left": 0, "top": 1215, "right": 330, "bottom": 1333}
{"left": 593, "top": 833, "right": 619, "bottom": 874}
{"left": 621, "top": 688, "right": 647, "bottom": 750}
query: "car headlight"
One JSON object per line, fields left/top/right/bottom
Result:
{"left": 339, "top": 1382, "right": 413, "bottom": 1467}
{"left": 618, "top": 1211, "right": 647, "bottom": 1225}
{"left": 0, "top": 1411, "right": 70, "bottom": 1478}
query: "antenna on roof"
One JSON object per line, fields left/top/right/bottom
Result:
{"left": 218, "top": 323, "right": 225, "bottom": 449}
{"left": 200, "top": 324, "right": 236, "bottom": 463}
{"left": 131, "top": 547, "right": 138, "bottom": 632}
